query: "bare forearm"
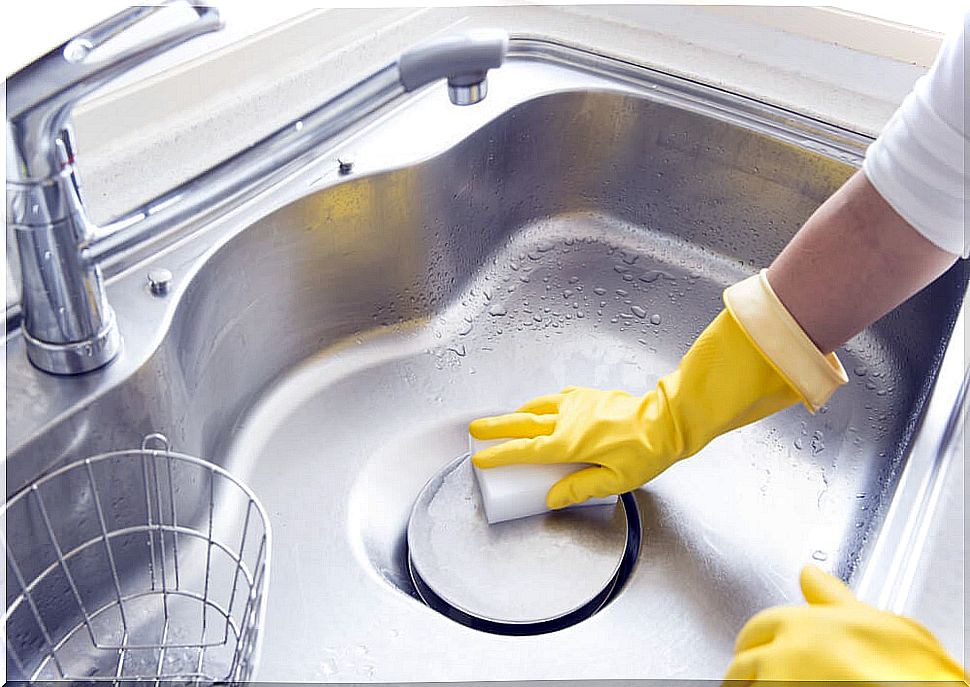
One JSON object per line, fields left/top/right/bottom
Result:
{"left": 767, "top": 171, "right": 959, "bottom": 355}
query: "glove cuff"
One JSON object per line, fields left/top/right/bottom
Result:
{"left": 724, "top": 270, "right": 848, "bottom": 412}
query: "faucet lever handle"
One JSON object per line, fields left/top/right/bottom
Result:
{"left": 7, "top": 1, "right": 222, "bottom": 179}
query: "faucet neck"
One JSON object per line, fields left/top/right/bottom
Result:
{"left": 5, "top": 2, "right": 222, "bottom": 375}
{"left": 7, "top": 126, "right": 88, "bottom": 229}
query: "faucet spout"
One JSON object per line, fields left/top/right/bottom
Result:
{"left": 398, "top": 29, "right": 509, "bottom": 105}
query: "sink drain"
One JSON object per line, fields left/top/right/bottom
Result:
{"left": 406, "top": 455, "right": 641, "bottom": 635}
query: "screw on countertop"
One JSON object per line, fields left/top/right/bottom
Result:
{"left": 148, "top": 268, "right": 173, "bottom": 296}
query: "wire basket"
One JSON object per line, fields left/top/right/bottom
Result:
{"left": 4, "top": 434, "right": 271, "bottom": 684}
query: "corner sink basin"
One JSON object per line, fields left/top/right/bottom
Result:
{"left": 6, "top": 40, "right": 967, "bottom": 680}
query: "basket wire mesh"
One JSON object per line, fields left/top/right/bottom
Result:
{"left": 4, "top": 434, "right": 271, "bottom": 684}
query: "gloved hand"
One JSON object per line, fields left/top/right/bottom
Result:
{"left": 470, "top": 270, "right": 849, "bottom": 509}
{"left": 724, "top": 565, "right": 965, "bottom": 682}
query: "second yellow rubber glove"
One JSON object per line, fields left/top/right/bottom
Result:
{"left": 724, "top": 565, "right": 965, "bottom": 682}
{"left": 470, "top": 270, "right": 849, "bottom": 509}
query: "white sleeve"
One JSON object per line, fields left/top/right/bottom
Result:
{"left": 862, "top": 13, "right": 968, "bottom": 258}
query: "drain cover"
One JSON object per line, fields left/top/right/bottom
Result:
{"left": 407, "top": 454, "right": 640, "bottom": 635}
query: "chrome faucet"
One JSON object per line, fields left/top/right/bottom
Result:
{"left": 6, "top": 3, "right": 222, "bottom": 374}
{"left": 7, "top": 6, "right": 506, "bottom": 375}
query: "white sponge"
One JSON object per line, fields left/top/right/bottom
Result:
{"left": 469, "top": 436, "right": 618, "bottom": 524}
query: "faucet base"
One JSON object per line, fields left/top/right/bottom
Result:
{"left": 23, "top": 310, "right": 122, "bottom": 375}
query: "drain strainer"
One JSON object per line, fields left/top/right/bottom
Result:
{"left": 407, "top": 454, "right": 640, "bottom": 635}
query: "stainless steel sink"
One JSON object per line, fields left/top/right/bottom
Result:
{"left": 6, "top": 39, "right": 967, "bottom": 679}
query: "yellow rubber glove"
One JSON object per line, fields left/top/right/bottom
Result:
{"left": 724, "top": 565, "right": 965, "bottom": 682}
{"left": 470, "top": 270, "right": 849, "bottom": 509}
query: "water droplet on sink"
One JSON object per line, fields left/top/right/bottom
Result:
{"left": 488, "top": 303, "right": 507, "bottom": 316}
{"left": 614, "top": 265, "right": 630, "bottom": 274}
{"left": 812, "top": 550, "right": 828, "bottom": 562}
{"left": 649, "top": 314, "right": 662, "bottom": 325}
{"left": 854, "top": 365, "right": 868, "bottom": 376}
{"left": 631, "top": 305, "right": 647, "bottom": 319}
{"left": 563, "top": 289, "right": 574, "bottom": 299}
{"left": 615, "top": 288, "right": 629, "bottom": 297}
{"left": 811, "top": 431, "right": 825, "bottom": 455}
{"left": 43, "top": 251, "right": 52, "bottom": 261}
{"left": 568, "top": 275, "right": 580, "bottom": 284}
{"left": 458, "top": 320, "right": 473, "bottom": 336}
{"left": 593, "top": 287, "right": 607, "bottom": 295}
{"left": 793, "top": 437, "right": 804, "bottom": 450}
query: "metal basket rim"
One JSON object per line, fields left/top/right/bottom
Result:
{"left": 2, "top": 447, "right": 270, "bottom": 526}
